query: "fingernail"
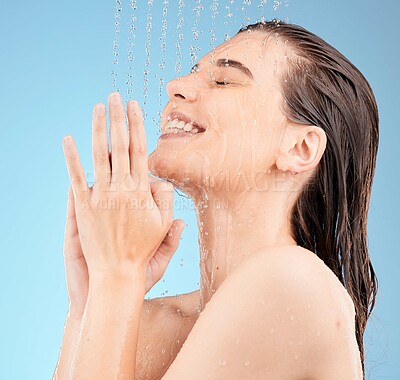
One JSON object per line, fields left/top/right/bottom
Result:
{"left": 131, "top": 99, "right": 142, "bottom": 111}
{"left": 63, "top": 135, "right": 73, "bottom": 145}
{"left": 110, "top": 92, "right": 121, "bottom": 103}
{"left": 95, "top": 103, "right": 105, "bottom": 114}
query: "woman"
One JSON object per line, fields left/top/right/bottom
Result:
{"left": 54, "top": 20, "right": 378, "bottom": 380}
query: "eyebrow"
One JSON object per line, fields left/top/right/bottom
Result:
{"left": 191, "top": 59, "right": 254, "bottom": 80}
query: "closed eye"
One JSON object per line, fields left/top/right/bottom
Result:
{"left": 214, "top": 80, "right": 230, "bottom": 85}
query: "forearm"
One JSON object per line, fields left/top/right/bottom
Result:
{"left": 53, "top": 312, "right": 83, "bottom": 380}
{"left": 69, "top": 271, "right": 146, "bottom": 380}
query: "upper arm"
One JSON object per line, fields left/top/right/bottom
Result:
{"left": 161, "top": 246, "right": 346, "bottom": 380}
{"left": 135, "top": 298, "right": 197, "bottom": 380}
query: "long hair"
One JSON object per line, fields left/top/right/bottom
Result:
{"left": 238, "top": 20, "right": 379, "bottom": 378}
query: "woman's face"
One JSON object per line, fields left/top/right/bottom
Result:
{"left": 148, "top": 31, "right": 291, "bottom": 196}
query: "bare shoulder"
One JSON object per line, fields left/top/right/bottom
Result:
{"left": 237, "top": 245, "right": 362, "bottom": 379}
{"left": 246, "top": 244, "right": 357, "bottom": 317}
{"left": 161, "top": 245, "right": 362, "bottom": 380}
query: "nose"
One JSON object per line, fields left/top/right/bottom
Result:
{"left": 166, "top": 76, "right": 198, "bottom": 103}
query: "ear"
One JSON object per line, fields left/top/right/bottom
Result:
{"left": 276, "top": 125, "right": 327, "bottom": 174}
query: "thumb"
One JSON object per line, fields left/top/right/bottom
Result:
{"left": 151, "top": 181, "right": 174, "bottom": 227}
{"left": 155, "top": 219, "right": 185, "bottom": 259}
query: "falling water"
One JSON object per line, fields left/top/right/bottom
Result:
{"left": 224, "top": 0, "right": 234, "bottom": 41}
{"left": 242, "top": 0, "right": 252, "bottom": 27}
{"left": 175, "top": 0, "right": 185, "bottom": 74}
{"left": 125, "top": 1, "right": 137, "bottom": 100}
{"left": 158, "top": 0, "right": 169, "bottom": 107}
{"left": 108, "top": 0, "right": 292, "bottom": 302}
{"left": 258, "top": 0, "right": 268, "bottom": 22}
{"left": 143, "top": 0, "right": 153, "bottom": 108}
{"left": 155, "top": 0, "right": 169, "bottom": 131}
{"left": 273, "top": 0, "right": 281, "bottom": 11}
{"left": 190, "top": 0, "right": 203, "bottom": 64}
{"left": 210, "top": 0, "right": 219, "bottom": 51}
{"left": 111, "top": 0, "right": 122, "bottom": 92}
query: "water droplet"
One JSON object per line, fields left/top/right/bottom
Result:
{"left": 269, "top": 328, "right": 275, "bottom": 334}
{"left": 244, "top": 360, "right": 250, "bottom": 366}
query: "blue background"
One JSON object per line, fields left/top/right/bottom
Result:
{"left": 0, "top": 1, "right": 398, "bottom": 379}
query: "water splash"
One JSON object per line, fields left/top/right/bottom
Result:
{"left": 111, "top": 0, "right": 122, "bottom": 92}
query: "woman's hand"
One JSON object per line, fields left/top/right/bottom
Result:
{"left": 62, "top": 92, "right": 184, "bottom": 283}
{"left": 63, "top": 182, "right": 183, "bottom": 320}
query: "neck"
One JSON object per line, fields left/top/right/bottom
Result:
{"left": 191, "top": 188, "right": 297, "bottom": 311}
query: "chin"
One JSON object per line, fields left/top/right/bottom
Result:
{"left": 148, "top": 148, "right": 205, "bottom": 194}
{"left": 148, "top": 149, "right": 186, "bottom": 184}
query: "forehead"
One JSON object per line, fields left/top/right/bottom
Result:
{"left": 197, "top": 32, "right": 290, "bottom": 84}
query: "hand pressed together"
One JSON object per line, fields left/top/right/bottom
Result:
{"left": 62, "top": 92, "right": 184, "bottom": 285}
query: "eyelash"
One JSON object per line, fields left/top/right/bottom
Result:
{"left": 214, "top": 80, "right": 228, "bottom": 85}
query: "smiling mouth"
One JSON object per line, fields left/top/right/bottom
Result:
{"left": 163, "top": 118, "right": 206, "bottom": 135}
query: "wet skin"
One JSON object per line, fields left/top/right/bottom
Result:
{"left": 149, "top": 31, "right": 326, "bottom": 310}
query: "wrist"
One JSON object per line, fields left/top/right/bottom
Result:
{"left": 88, "top": 267, "right": 147, "bottom": 297}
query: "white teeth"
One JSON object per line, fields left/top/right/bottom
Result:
{"left": 170, "top": 119, "right": 179, "bottom": 128}
{"left": 183, "top": 123, "right": 193, "bottom": 132}
{"left": 165, "top": 119, "right": 203, "bottom": 134}
{"left": 176, "top": 120, "right": 186, "bottom": 129}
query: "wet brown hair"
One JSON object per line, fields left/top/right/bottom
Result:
{"left": 238, "top": 20, "right": 379, "bottom": 378}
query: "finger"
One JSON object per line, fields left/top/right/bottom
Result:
{"left": 150, "top": 180, "right": 174, "bottom": 227}
{"left": 64, "top": 185, "right": 84, "bottom": 263}
{"left": 66, "top": 184, "right": 77, "bottom": 221}
{"left": 108, "top": 92, "right": 130, "bottom": 180}
{"left": 62, "top": 135, "right": 89, "bottom": 197}
{"left": 92, "top": 103, "right": 111, "bottom": 189}
{"left": 127, "top": 100, "right": 149, "bottom": 190}
{"left": 154, "top": 219, "right": 185, "bottom": 260}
